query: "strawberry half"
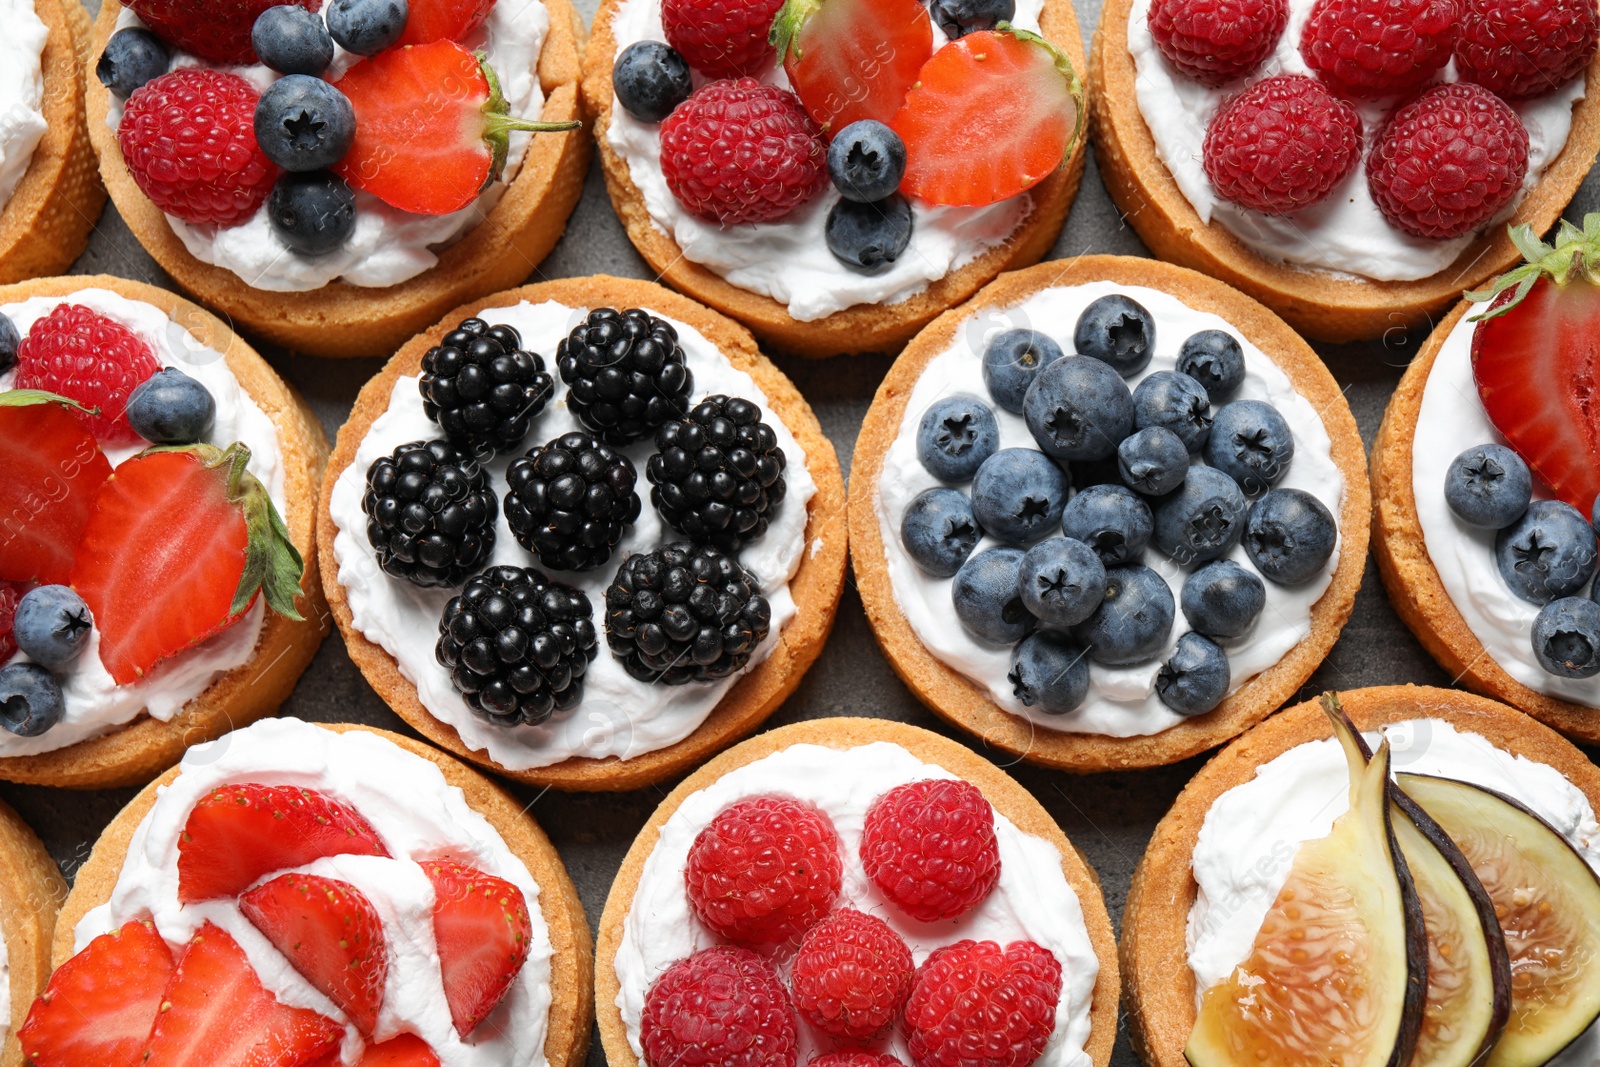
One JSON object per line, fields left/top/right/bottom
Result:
{"left": 362, "top": 1035, "right": 443, "bottom": 1066}
{"left": 19, "top": 919, "right": 174, "bottom": 1067}
{"left": 397, "top": 0, "right": 494, "bottom": 46}
{"left": 0, "top": 390, "right": 112, "bottom": 585}
{"left": 770, "top": 0, "right": 932, "bottom": 134}
{"left": 890, "top": 25, "right": 1084, "bottom": 208}
{"left": 422, "top": 859, "right": 532, "bottom": 1038}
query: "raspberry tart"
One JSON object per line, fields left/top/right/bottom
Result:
{"left": 0, "top": 799, "right": 65, "bottom": 1067}
{"left": 0, "top": 274, "right": 328, "bottom": 788}
{"left": 32, "top": 716, "right": 593, "bottom": 1067}
{"left": 317, "top": 275, "right": 848, "bottom": 790}
{"left": 1092, "top": 0, "right": 1600, "bottom": 341}
{"left": 597, "top": 717, "right": 1119, "bottom": 1067}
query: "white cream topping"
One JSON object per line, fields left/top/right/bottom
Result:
{"left": 0, "top": 0, "right": 48, "bottom": 214}
{"left": 614, "top": 740, "right": 1101, "bottom": 1067}
{"left": 872, "top": 280, "right": 1345, "bottom": 737}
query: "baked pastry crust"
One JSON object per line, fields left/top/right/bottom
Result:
{"left": 594, "top": 716, "right": 1120, "bottom": 1067}
{"left": 317, "top": 275, "right": 849, "bottom": 791}
{"left": 1120, "top": 684, "right": 1600, "bottom": 1067}
{"left": 82, "top": 0, "right": 590, "bottom": 359}
{"left": 1089, "top": 0, "right": 1600, "bottom": 344}
{"left": 0, "top": 273, "right": 330, "bottom": 789}
{"left": 0, "top": 799, "right": 66, "bottom": 1067}
{"left": 51, "top": 721, "right": 593, "bottom": 1067}
{"left": 579, "top": 0, "right": 1087, "bottom": 358}
{"left": 847, "top": 255, "right": 1370, "bottom": 772}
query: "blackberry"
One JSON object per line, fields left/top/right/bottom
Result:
{"left": 648, "top": 395, "right": 788, "bottom": 552}
{"left": 605, "top": 541, "right": 771, "bottom": 684}
{"left": 505, "top": 431, "right": 642, "bottom": 573}
{"left": 436, "top": 566, "right": 598, "bottom": 727}
{"left": 363, "top": 439, "right": 496, "bottom": 588}
{"left": 420, "top": 318, "right": 554, "bottom": 456}
{"left": 556, "top": 308, "right": 694, "bottom": 446}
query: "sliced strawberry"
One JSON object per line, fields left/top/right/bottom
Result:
{"left": 18, "top": 919, "right": 174, "bottom": 1067}
{"left": 0, "top": 391, "right": 112, "bottom": 585}
{"left": 422, "top": 859, "right": 532, "bottom": 1038}
{"left": 362, "top": 1035, "right": 443, "bottom": 1066}
{"left": 397, "top": 0, "right": 494, "bottom": 46}
{"left": 890, "top": 27, "right": 1084, "bottom": 208}
{"left": 771, "top": 0, "right": 932, "bottom": 134}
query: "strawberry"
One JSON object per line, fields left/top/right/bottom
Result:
{"left": 240, "top": 874, "right": 389, "bottom": 1035}
{"left": 0, "top": 391, "right": 111, "bottom": 585}
{"left": 333, "top": 42, "right": 579, "bottom": 216}
{"left": 422, "top": 859, "right": 532, "bottom": 1037}
{"left": 890, "top": 27, "right": 1084, "bottom": 208}
{"left": 18, "top": 919, "right": 174, "bottom": 1067}
{"left": 771, "top": 0, "right": 933, "bottom": 134}
{"left": 397, "top": 0, "right": 495, "bottom": 45}
{"left": 361, "top": 1036, "right": 443, "bottom": 1066}
{"left": 69, "top": 442, "right": 304, "bottom": 685}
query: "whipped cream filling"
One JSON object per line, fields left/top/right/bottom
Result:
{"left": 614, "top": 740, "right": 1101, "bottom": 1067}
{"left": 0, "top": 0, "right": 47, "bottom": 214}
{"left": 327, "top": 298, "right": 816, "bottom": 771}
{"left": 75, "top": 718, "right": 555, "bottom": 1067}
{"left": 872, "top": 280, "right": 1345, "bottom": 737}
{"left": 0, "top": 288, "right": 287, "bottom": 756}
{"left": 1126, "top": 0, "right": 1587, "bottom": 282}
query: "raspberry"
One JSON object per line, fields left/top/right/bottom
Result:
{"left": 663, "top": 0, "right": 785, "bottom": 77}
{"left": 902, "top": 940, "right": 1062, "bottom": 1067}
{"left": 118, "top": 70, "right": 280, "bottom": 227}
{"left": 124, "top": 0, "right": 320, "bottom": 64}
{"left": 812, "top": 1056, "right": 905, "bottom": 1067}
{"left": 1201, "top": 74, "right": 1363, "bottom": 215}
{"left": 16, "top": 305, "right": 161, "bottom": 444}
{"left": 659, "top": 79, "right": 828, "bottom": 225}
{"left": 791, "top": 909, "right": 915, "bottom": 1041}
{"left": 1367, "top": 82, "right": 1529, "bottom": 239}
{"left": 1300, "top": 0, "right": 1458, "bottom": 99}
{"left": 0, "top": 582, "right": 22, "bottom": 662}
{"left": 641, "top": 947, "right": 797, "bottom": 1067}
{"left": 1454, "top": 0, "right": 1598, "bottom": 99}
{"left": 859, "top": 779, "right": 1001, "bottom": 923}
{"left": 684, "top": 795, "right": 842, "bottom": 945}
{"left": 1147, "top": 0, "right": 1288, "bottom": 87}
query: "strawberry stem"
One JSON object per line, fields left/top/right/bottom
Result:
{"left": 1467, "top": 213, "right": 1600, "bottom": 320}
{"left": 478, "top": 54, "right": 582, "bottom": 188}
{"left": 0, "top": 388, "right": 100, "bottom": 415}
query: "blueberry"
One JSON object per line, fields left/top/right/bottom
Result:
{"left": 952, "top": 547, "right": 1034, "bottom": 644}
{"left": 0, "top": 664, "right": 63, "bottom": 737}
{"left": 825, "top": 195, "right": 913, "bottom": 271}
{"left": 13, "top": 586, "right": 92, "bottom": 669}
{"left": 1181, "top": 558, "right": 1265, "bottom": 639}
{"left": 268, "top": 171, "right": 357, "bottom": 256}
{"left": 1176, "top": 330, "right": 1245, "bottom": 401}
{"left": 126, "top": 368, "right": 217, "bottom": 445}
{"left": 1204, "top": 399, "right": 1294, "bottom": 494}
{"left": 0, "top": 312, "right": 17, "bottom": 375}
{"left": 917, "top": 394, "right": 999, "bottom": 482}
{"left": 982, "top": 329, "right": 1062, "bottom": 414}
{"left": 1023, "top": 355, "right": 1135, "bottom": 462}
{"left": 1532, "top": 596, "right": 1600, "bottom": 678}
{"left": 612, "top": 40, "right": 692, "bottom": 123}
{"left": 827, "top": 120, "right": 906, "bottom": 202}
{"left": 252, "top": 4, "right": 334, "bottom": 75}
{"left": 901, "top": 488, "right": 983, "bottom": 577}
{"left": 1152, "top": 465, "right": 1247, "bottom": 564}
{"left": 1444, "top": 444, "right": 1531, "bottom": 529}
{"left": 1244, "top": 487, "right": 1337, "bottom": 585}
{"left": 1071, "top": 563, "right": 1174, "bottom": 665}
{"left": 1132, "top": 370, "right": 1212, "bottom": 453}
{"left": 970, "top": 448, "right": 1071, "bottom": 545}
{"left": 1593, "top": 493, "right": 1600, "bottom": 535}
{"left": 1019, "top": 536, "right": 1107, "bottom": 627}
{"left": 326, "top": 0, "right": 408, "bottom": 55}
{"left": 1495, "top": 500, "right": 1599, "bottom": 606}
{"left": 96, "top": 27, "right": 169, "bottom": 98}
{"left": 1008, "top": 631, "right": 1089, "bottom": 714}
{"left": 1118, "top": 426, "right": 1189, "bottom": 497}
{"left": 1060, "top": 483, "right": 1152, "bottom": 565}
{"left": 1156, "top": 631, "right": 1230, "bottom": 715}
{"left": 254, "top": 75, "right": 356, "bottom": 172}
{"left": 1074, "top": 294, "right": 1155, "bottom": 376}
{"left": 928, "top": 0, "right": 1015, "bottom": 36}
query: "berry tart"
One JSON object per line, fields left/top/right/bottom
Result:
{"left": 318, "top": 275, "right": 848, "bottom": 790}
{"left": 0, "top": 799, "right": 66, "bottom": 1067}
{"left": 1123, "top": 685, "right": 1600, "bottom": 1067}
{"left": 596, "top": 717, "right": 1120, "bottom": 1067}
{"left": 0, "top": 274, "right": 328, "bottom": 789}
{"left": 83, "top": 0, "right": 588, "bottom": 358}
{"left": 30, "top": 716, "right": 593, "bottom": 1067}
{"left": 848, "top": 255, "right": 1368, "bottom": 772}
{"left": 581, "top": 0, "right": 1088, "bottom": 357}
{"left": 1092, "top": 0, "right": 1600, "bottom": 342}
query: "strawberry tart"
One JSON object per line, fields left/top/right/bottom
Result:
{"left": 582, "top": 0, "right": 1087, "bottom": 357}
{"left": 848, "top": 256, "right": 1368, "bottom": 772}
{"left": 596, "top": 717, "right": 1120, "bottom": 1067}
{"left": 0, "top": 798, "right": 66, "bottom": 1067}
{"left": 318, "top": 275, "right": 848, "bottom": 790}
{"left": 27, "top": 716, "right": 594, "bottom": 1067}
{"left": 0, "top": 274, "right": 329, "bottom": 789}
{"left": 1092, "top": 0, "right": 1600, "bottom": 342}
{"left": 83, "top": 0, "right": 588, "bottom": 358}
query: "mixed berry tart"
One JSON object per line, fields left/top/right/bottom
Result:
{"left": 580, "top": 0, "right": 1088, "bottom": 357}
{"left": 1123, "top": 685, "right": 1600, "bottom": 1067}
{"left": 317, "top": 275, "right": 848, "bottom": 790}
{"left": 83, "top": 0, "right": 588, "bottom": 358}
{"left": 0, "top": 799, "right": 65, "bottom": 1067}
{"left": 33, "top": 716, "right": 594, "bottom": 1067}
{"left": 848, "top": 255, "right": 1368, "bottom": 772}
{"left": 0, "top": 274, "right": 328, "bottom": 789}
{"left": 1091, "top": 0, "right": 1600, "bottom": 341}
{"left": 596, "top": 717, "right": 1120, "bottom": 1067}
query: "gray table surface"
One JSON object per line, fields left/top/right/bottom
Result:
{"left": 15, "top": 2, "right": 1600, "bottom": 1061}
